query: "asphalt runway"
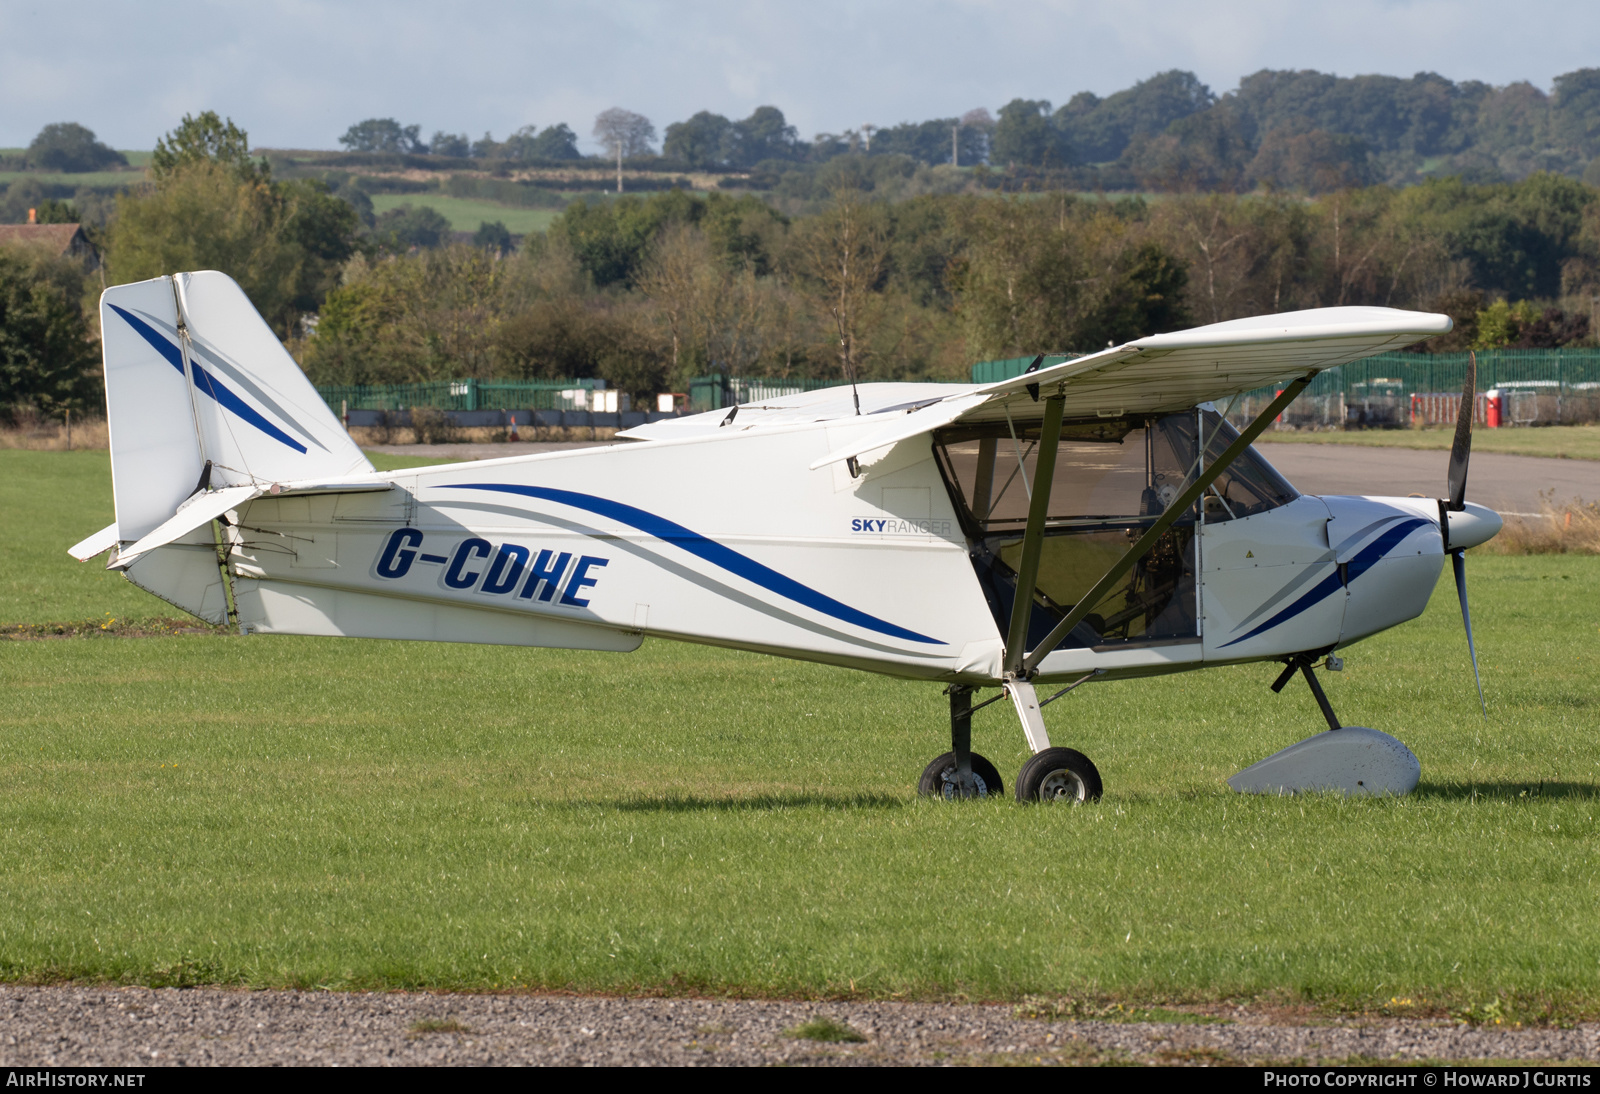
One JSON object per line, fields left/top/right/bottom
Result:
{"left": 3, "top": 987, "right": 1596, "bottom": 1066}
{"left": 370, "top": 441, "right": 1596, "bottom": 517}
{"left": 1254, "top": 443, "right": 1595, "bottom": 515}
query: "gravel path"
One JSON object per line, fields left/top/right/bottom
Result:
{"left": 2, "top": 987, "right": 1596, "bottom": 1066}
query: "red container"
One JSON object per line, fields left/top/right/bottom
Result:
{"left": 1485, "top": 389, "right": 1502, "bottom": 428}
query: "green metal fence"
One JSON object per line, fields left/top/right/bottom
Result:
{"left": 968, "top": 348, "right": 1600, "bottom": 428}
{"left": 332, "top": 350, "right": 1600, "bottom": 420}
{"left": 968, "top": 354, "right": 1079, "bottom": 384}
{"left": 315, "top": 378, "right": 604, "bottom": 413}
{"left": 969, "top": 349, "right": 1600, "bottom": 396}
{"left": 688, "top": 375, "right": 854, "bottom": 412}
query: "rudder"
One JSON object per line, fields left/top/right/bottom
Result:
{"left": 101, "top": 271, "right": 372, "bottom": 541}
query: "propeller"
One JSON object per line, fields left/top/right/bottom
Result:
{"left": 1442, "top": 353, "right": 1486, "bottom": 719}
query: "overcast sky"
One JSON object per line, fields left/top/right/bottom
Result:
{"left": 4, "top": 0, "right": 1598, "bottom": 153}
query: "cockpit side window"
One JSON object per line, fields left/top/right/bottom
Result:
{"left": 933, "top": 414, "right": 1202, "bottom": 649}
{"left": 934, "top": 417, "right": 1199, "bottom": 532}
{"left": 1197, "top": 410, "right": 1299, "bottom": 522}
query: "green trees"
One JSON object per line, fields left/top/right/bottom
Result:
{"left": 991, "top": 100, "right": 1061, "bottom": 167}
{"left": 288, "top": 171, "right": 1599, "bottom": 410}
{"left": 661, "top": 107, "right": 801, "bottom": 169}
{"left": 151, "top": 112, "right": 263, "bottom": 182}
{"left": 338, "top": 119, "right": 425, "bottom": 154}
{"left": 870, "top": 119, "right": 972, "bottom": 166}
{"left": 372, "top": 204, "right": 451, "bottom": 250}
{"left": 531, "top": 124, "right": 583, "bottom": 161}
{"left": 1056, "top": 70, "right": 1215, "bottom": 164}
{"left": 662, "top": 112, "right": 734, "bottom": 168}
{"left": 26, "top": 123, "right": 127, "bottom": 173}
{"left": 112, "top": 160, "right": 300, "bottom": 322}
{"left": 111, "top": 115, "right": 359, "bottom": 333}
{"left": 1552, "top": 69, "right": 1600, "bottom": 163}
{"left": 473, "top": 221, "right": 513, "bottom": 255}
{"left": 429, "top": 132, "right": 471, "bottom": 159}
{"left": 957, "top": 196, "right": 1189, "bottom": 356}
{"left": 0, "top": 250, "right": 100, "bottom": 417}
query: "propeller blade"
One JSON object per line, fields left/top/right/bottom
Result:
{"left": 1446, "top": 351, "right": 1476, "bottom": 511}
{"left": 1451, "top": 550, "right": 1486, "bottom": 720}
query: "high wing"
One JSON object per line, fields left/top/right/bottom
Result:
{"left": 809, "top": 306, "right": 1449, "bottom": 469}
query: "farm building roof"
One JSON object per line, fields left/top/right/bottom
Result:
{"left": 0, "top": 223, "right": 99, "bottom": 267}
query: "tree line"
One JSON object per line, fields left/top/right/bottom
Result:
{"left": 299, "top": 169, "right": 1600, "bottom": 400}
{"left": 324, "top": 65, "right": 1600, "bottom": 191}
{"left": 3, "top": 111, "right": 1599, "bottom": 424}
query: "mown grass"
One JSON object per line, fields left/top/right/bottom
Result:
{"left": 0, "top": 451, "right": 438, "bottom": 626}
{"left": 1259, "top": 424, "right": 1600, "bottom": 461}
{"left": 1, "top": 451, "right": 1598, "bottom": 1015}
{"left": 0, "top": 450, "right": 154, "bottom": 624}
{"left": 367, "top": 193, "right": 558, "bottom": 235}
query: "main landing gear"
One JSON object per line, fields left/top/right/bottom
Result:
{"left": 917, "top": 678, "right": 1104, "bottom": 803}
{"left": 918, "top": 684, "right": 1003, "bottom": 799}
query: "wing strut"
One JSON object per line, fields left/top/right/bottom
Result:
{"left": 1003, "top": 393, "right": 1065, "bottom": 675}
{"left": 1016, "top": 375, "right": 1313, "bottom": 677}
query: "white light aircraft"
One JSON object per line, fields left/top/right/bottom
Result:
{"left": 71, "top": 272, "right": 1503, "bottom": 801}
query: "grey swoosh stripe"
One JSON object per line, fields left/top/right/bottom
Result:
{"left": 1332, "top": 514, "right": 1406, "bottom": 556}
{"left": 134, "top": 310, "right": 329, "bottom": 454}
{"left": 1229, "top": 550, "right": 1337, "bottom": 631}
{"left": 441, "top": 500, "right": 947, "bottom": 660}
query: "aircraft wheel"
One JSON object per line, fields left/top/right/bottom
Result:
{"left": 1016, "top": 748, "right": 1103, "bottom": 803}
{"left": 918, "top": 752, "right": 1003, "bottom": 799}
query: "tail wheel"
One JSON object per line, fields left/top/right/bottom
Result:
{"left": 918, "top": 752, "right": 1004, "bottom": 799}
{"left": 1016, "top": 747, "right": 1102, "bottom": 803}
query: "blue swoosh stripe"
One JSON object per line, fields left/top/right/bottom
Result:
{"left": 448, "top": 482, "right": 945, "bottom": 646}
{"left": 1219, "top": 517, "right": 1429, "bottom": 648}
{"left": 109, "top": 303, "right": 307, "bottom": 454}
{"left": 1218, "top": 569, "right": 1345, "bottom": 649}
{"left": 1344, "top": 518, "right": 1429, "bottom": 583}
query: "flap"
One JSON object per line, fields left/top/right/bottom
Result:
{"left": 68, "top": 522, "right": 120, "bottom": 561}
{"left": 112, "top": 484, "right": 261, "bottom": 569}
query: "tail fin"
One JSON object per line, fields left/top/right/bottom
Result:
{"left": 101, "top": 271, "right": 372, "bottom": 542}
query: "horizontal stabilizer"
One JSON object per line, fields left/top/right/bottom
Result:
{"left": 268, "top": 481, "right": 395, "bottom": 497}
{"left": 68, "top": 522, "right": 120, "bottom": 561}
{"left": 112, "top": 485, "right": 260, "bottom": 569}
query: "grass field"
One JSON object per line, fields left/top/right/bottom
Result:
{"left": 1261, "top": 424, "right": 1600, "bottom": 461}
{"left": 368, "top": 193, "right": 558, "bottom": 235}
{"left": 2, "top": 450, "right": 1598, "bottom": 1015}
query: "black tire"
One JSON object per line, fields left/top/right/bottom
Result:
{"left": 917, "top": 752, "right": 1004, "bottom": 799}
{"left": 1016, "top": 747, "right": 1103, "bottom": 803}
